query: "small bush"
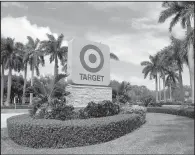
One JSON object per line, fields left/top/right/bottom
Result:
{"left": 7, "top": 113, "right": 146, "bottom": 148}
{"left": 141, "top": 95, "right": 155, "bottom": 107}
{"left": 79, "top": 100, "right": 120, "bottom": 119}
{"left": 121, "top": 105, "right": 146, "bottom": 117}
{"left": 148, "top": 102, "right": 162, "bottom": 107}
{"left": 147, "top": 107, "right": 194, "bottom": 119}
{"left": 45, "top": 105, "right": 74, "bottom": 120}
{"left": 29, "top": 99, "right": 75, "bottom": 121}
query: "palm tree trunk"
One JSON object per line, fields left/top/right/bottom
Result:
{"left": 155, "top": 75, "right": 158, "bottom": 102}
{"left": 6, "top": 66, "right": 12, "bottom": 106}
{"left": 178, "top": 70, "right": 184, "bottom": 102}
{"left": 169, "top": 83, "right": 172, "bottom": 102}
{"left": 158, "top": 74, "right": 161, "bottom": 102}
{"left": 30, "top": 65, "right": 34, "bottom": 105}
{"left": 187, "top": 18, "right": 194, "bottom": 104}
{"left": 54, "top": 54, "right": 58, "bottom": 78}
{"left": 1, "top": 64, "right": 5, "bottom": 106}
{"left": 188, "top": 44, "right": 194, "bottom": 104}
{"left": 22, "top": 63, "right": 27, "bottom": 105}
{"left": 163, "top": 74, "right": 166, "bottom": 102}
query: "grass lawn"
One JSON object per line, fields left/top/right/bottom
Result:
{"left": 1, "top": 113, "right": 194, "bottom": 154}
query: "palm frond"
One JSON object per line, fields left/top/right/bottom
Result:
{"left": 169, "top": 13, "right": 181, "bottom": 31}
{"left": 35, "top": 66, "right": 40, "bottom": 76}
{"left": 57, "top": 52, "right": 64, "bottom": 61}
{"left": 62, "top": 63, "right": 67, "bottom": 72}
{"left": 57, "top": 34, "right": 64, "bottom": 48}
{"left": 27, "top": 36, "right": 35, "bottom": 47}
{"left": 142, "top": 66, "right": 151, "bottom": 79}
{"left": 46, "top": 33, "right": 56, "bottom": 42}
{"left": 34, "top": 38, "right": 40, "bottom": 49}
{"left": 40, "top": 55, "right": 45, "bottom": 66}
{"left": 30, "top": 79, "right": 47, "bottom": 99}
{"left": 140, "top": 61, "right": 152, "bottom": 66}
{"left": 110, "top": 53, "right": 119, "bottom": 60}
{"left": 181, "top": 17, "right": 187, "bottom": 28}
{"left": 49, "top": 54, "right": 55, "bottom": 63}
{"left": 158, "top": 7, "right": 180, "bottom": 23}
{"left": 54, "top": 73, "right": 68, "bottom": 85}
{"left": 59, "top": 46, "right": 68, "bottom": 55}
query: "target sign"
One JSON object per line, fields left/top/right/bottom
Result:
{"left": 80, "top": 45, "right": 104, "bottom": 73}
{"left": 67, "top": 38, "right": 110, "bottom": 86}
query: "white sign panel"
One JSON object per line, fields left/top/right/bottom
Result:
{"left": 67, "top": 38, "right": 110, "bottom": 86}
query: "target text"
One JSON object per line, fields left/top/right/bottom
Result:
{"left": 79, "top": 73, "right": 104, "bottom": 81}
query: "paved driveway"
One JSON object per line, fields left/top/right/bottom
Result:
{"left": 1, "top": 113, "right": 27, "bottom": 128}
{"left": 1, "top": 113, "right": 194, "bottom": 154}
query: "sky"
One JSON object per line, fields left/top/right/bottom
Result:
{"left": 1, "top": 2, "right": 191, "bottom": 90}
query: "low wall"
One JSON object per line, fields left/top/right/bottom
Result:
{"left": 66, "top": 84, "right": 112, "bottom": 107}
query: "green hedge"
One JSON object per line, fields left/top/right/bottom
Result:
{"left": 7, "top": 113, "right": 146, "bottom": 148}
{"left": 162, "top": 101, "right": 194, "bottom": 106}
{"left": 147, "top": 107, "right": 194, "bottom": 119}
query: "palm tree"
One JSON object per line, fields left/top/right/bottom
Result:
{"left": 165, "top": 68, "right": 179, "bottom": 102}
{"left": 22, "top": 59, "right": 28, "bottom": 105}
{"left": 158, "top": 74, "right": 162, "bottom": 101}
{"left": 117, "top": 81, "right": 131, "bottom": 103}
{"left": 28, "top": 73, "right": 68, "bottom": 116}
{"left": 166, "top": 37, "right": 186, "bottom": 102}
{"left": 156, "top": 47, "right": 175, "bottom": 102}
{"left": 1, "top": 38, "right": 24, "bottom": 106}
{"left": 24, "top": 36, "right": 45, "bottom": 105}
{"left": 40, "top": 34, "right": 68, "bottom": 79}
{"left": 1, "top": 37, "right": 7, "bottom": 106}
{"left": 159, "top": 1, "right": 194, "bottom": 103}
{"left": 141, "top": 55, "right": 159, "bottom": 102}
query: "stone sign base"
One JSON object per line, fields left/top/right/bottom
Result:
{"left": 66, "top": 84, "right": 112, "bottom": 107}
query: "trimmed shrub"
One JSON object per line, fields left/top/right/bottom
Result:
{"left": 79, "top": 100, "right": 120, "bottom": 119}
{"left": 7, "top": 113, "right": 146, "bottom": 148}
{"left": 147, "top": 107, "right": 194, "bottom": 119}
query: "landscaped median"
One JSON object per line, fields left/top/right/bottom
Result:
{"left": 147, "top": 107, "right": 194, "bottom": 119}
{"left": 7, "top": 113, "right": 146, "bottom": 148}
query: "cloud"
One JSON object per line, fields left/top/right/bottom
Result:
{"left": 87, "top": 2, "right": 134, "bottom": 10}
{"left": 1, "top": 16, "right": 68, "bottom": 46}
{"left": 85, "top": 31, "right": 170, "bottom": 65}
{"left": 2, "top": 2, "right": 28, "bottom": 9}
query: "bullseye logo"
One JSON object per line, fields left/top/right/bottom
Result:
{"left": 80, "top": 44, "right": 104, "bottom": 73}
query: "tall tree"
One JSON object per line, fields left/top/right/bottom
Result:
{"left": 22, "top": 60, "right": 28, "bottom": 104}
{"left": 40, "top": 34, "right": 68, "bottom": 79}
{"left": 156, "top": 47, "right": 174, "bottom": 102}
{"left": 141, "top": 55, "right": 159, "bottom": 102}
{"left": 1, "top": 37, "right": 7, "bottom": 106}
{"left": 165, "top": 68, "right": 179, "bottom": 101}
{"left": 166, "top": 37, "right": 186, "bottom": 102}
{"left": 159, "top": 1, "right": 194, "bottom": 103}
{"left": 1, "top": 38, "right": 24, "bottom": 106}
{"left": 24, "top": 36, "right": 45, "bottom": 105}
